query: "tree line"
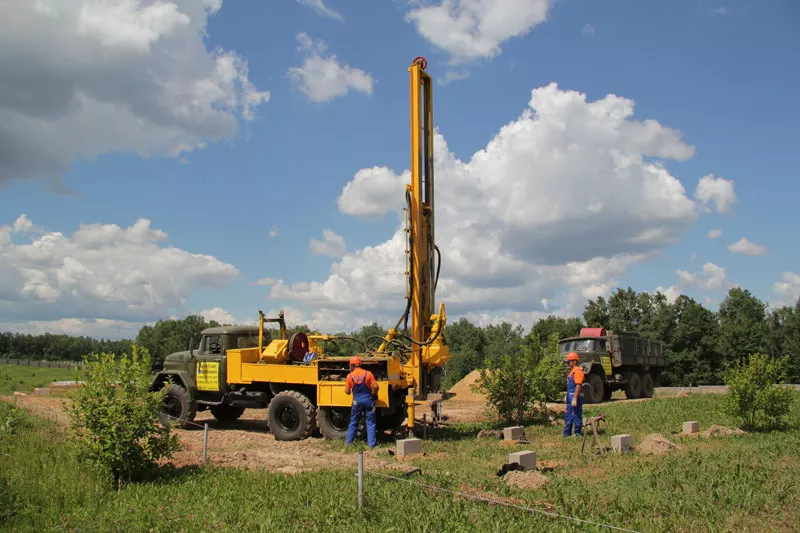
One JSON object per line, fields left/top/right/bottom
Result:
{"left": 2, "top": 286, "right": 798, "bottom": 386}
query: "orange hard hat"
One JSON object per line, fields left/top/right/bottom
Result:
{"left": 350, "top": 356, "right": 362, "bottom": 366}
{"left": 566, "top": 352, "right": 580, "bottom": 362}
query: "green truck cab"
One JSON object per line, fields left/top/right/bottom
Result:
{"left": 557, "top": 328, "right": 666, "bottom": 404}
{"left": 151, "top": 325, "right": 272, "bottom": 428}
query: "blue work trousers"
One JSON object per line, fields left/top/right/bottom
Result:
{"left": 563, "top": 393, "right": 584, "bottom": 437}
{"left": 346, "top": 401, "right": 377, "bottom": 448}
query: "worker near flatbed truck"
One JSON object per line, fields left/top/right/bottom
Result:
{"left": 344, "top": 356, "right": 379, "bottom": 448}
{"left": 563, "top": 351, "right": 584, "bottom": 437}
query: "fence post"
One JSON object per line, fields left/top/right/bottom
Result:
{"left": 358, "top": 451, "right": 364, "bottom": 509}
{"left": 202, "top": 423, "right": 209, "bottom": 464}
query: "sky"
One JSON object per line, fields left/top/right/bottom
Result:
{"left": 1, "top": 0, "right": 799, "bottom": 340}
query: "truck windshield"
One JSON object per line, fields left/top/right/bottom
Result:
{"left": 559, "top": 339, "right": 604, "bottom": 353}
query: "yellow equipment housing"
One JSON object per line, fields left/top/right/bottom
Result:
{"left": 223, "top": 57, "right": 450, "bottom": 439}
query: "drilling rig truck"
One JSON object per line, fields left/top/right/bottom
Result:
{"left": 152, "top": 56, "right": 450, "bottom": 440}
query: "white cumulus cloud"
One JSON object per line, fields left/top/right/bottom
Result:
{"left": 728, "top": 237, "right": 767, "bottom": 256}
{"left": 0, "top": 0, "right": 269, "bottom": 189}
{"left": 296, "top": 0, "right": 343, "bottom": 22}
{"left": 0, "top": 214, "right": 239, "bottom": 325}
{"left": 288, "top": 33, "right": 373, "bottom": 103}
{"left": 265, "top": 83, "right": 705, "bottom": 330}
{"left": 773, "top": 272, "right": 800, "bottom": 307}
{"left": 406, "top": 0, "right": 551, "bottom": 66}
{"left": 708, "top": 228, "right": 722, "bottom": 238}
{"left": 694, "top": 174, "right": 738, "bottom": 214}
{"left": 309, "top": 229, "right": 347, "bottom": 258}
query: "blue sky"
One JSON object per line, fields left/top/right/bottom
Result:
{"left": 1, "top": 0, "right": 798, "bottom": 339}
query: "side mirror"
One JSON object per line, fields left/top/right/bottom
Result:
{"left": 189, "top": 335, "right": 195, "bottom": 357}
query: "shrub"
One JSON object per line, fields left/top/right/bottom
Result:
{"left": 721, "top": 352, "right": 794, "bottom": 430}
{"left": 65, "top": 345, "right": 179, "bottom": 486}
{"left": 472, "top": 333, "right": 566, "bottom": 424}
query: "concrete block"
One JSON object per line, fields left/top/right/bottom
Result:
{"left": 611, "top": 434, "right": 633, "bottom": 453}
{"left": 397, "top": 438, "right": 423, "bottom": 457}
{"left": 508, "top": 451, "right": 537, "bottom": 470}
{"left": 33, "top": 388, "right": 51, "bottom": 395}
{"left": 683, "top": 421, "right": 700, "bottom": 434}
{"left": 503, "top": 426, "right": 525, "bottom": 440}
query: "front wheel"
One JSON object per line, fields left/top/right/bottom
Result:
{"left": 160, "top": 384, "right": 197, "bottom": 429}
{"left": 583, "top": 373, "right": 605, "bottom": 404}
{"left": 268, "top": 391, "right": 316, "bottom": 441}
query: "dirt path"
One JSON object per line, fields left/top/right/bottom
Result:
{"left": 1, "top": 393, "right": 418, "bottom": 475}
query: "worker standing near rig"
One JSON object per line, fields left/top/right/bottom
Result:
{"left": 563, "top": 352, "right": 584, "bottom": 437}
{"left": 344, "top": 356, "right": 379, "bottom": 448}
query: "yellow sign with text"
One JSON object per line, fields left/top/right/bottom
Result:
{"left": 197, "top": 361, "right": 220, "bottom": 391}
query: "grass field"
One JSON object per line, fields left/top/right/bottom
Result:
{"left": 1, "top": 393, "right": 798, "bottom": 532}
{"left": 0, "top": 363, "right": 77, "bottom": 395}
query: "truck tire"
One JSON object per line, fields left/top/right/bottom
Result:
{"left": 641, "top": 372, "right": 654, "bottom": 398}
{"left": 160, "top": 383, "right": 197, "bottom": 429}
{"left": 583, "top": 373, "right": 605, "bottom": 404}
{"left": 317, "top": 406, "right": 351, "bottom": 440}
{"left": 602, "top": 383, "right": 612, "bottom": 402}
{"left": 210, "top": 405, "right": 245, "bottom": 422}
{"left": 268, "top": 391, "right": 316, "bottom": 441}
{"left": 625, "top": 372, "right": 642, "bottom": 399}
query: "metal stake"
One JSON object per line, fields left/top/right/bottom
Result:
{"left": 202, "top": 423, "right": 209, "bottom": 464}
{"left": 358, "top": 451, "right": 364, "bottom": 509}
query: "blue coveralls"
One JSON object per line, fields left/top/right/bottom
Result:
{"left": 563, "top": 368, "right": 584, "bottom": 437}
{"left": 345, "top": 368, "right": 377, "bottom": 448}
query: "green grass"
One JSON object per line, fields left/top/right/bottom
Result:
{"left": 1, "top": 393, "right": 799, "bottom": 532}
{"left": 0, "top": 363, "right": 77, "bottom": 395}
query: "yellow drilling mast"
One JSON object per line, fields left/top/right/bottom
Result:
{"left": 154, "top": 57, "right": 450, "bottom": 440}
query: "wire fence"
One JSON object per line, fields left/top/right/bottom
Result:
{"left": 0, "top": 358, "right": 84, "bottom": 370}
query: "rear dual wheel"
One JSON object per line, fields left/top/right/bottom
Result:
{"left": 267, "top": 390, "right": 316, "bottom": 441}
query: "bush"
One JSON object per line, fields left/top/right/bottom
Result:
{"left": 65, "top": 345, "right": 180, "bottom": 486}
{"left": 472, "top": 333, "right": 566, "bottom": 424}
{"left": 721, "top": 352, "right": 794, "bottom": 430}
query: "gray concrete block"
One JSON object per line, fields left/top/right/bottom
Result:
{"left": 503, "top": 426, "right": 525, "bottom": 440}
{"left": 683, "top": 421, "right": 699, "bottom": 434}
{"left": 611, "top": 434, "right": 633, "bottom": 453}
{"left": 508, "top": 451, "right": 537, "bottom": 470}
{"left": 397, "top": 438, "right": 423, "bottom": 457}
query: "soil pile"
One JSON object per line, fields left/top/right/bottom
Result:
{"left": 636, "top": 434, "right": 679, "bottom": 455}
{"left": 448, "top": 370, "right": 487, "bottom": 402}
{"left": 703, "top": 425, "right": 746, "bottom": 437}
{"left": 503, "top": 470, "right": 548, "bottom": 490}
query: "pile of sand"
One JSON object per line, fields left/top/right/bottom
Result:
{"left": 636, "top": 433, "right": 679, "bottom": 456}
{"left": 703, "top": 425, "right": 746, "bottom": 437}
{"left": 503, "top": 470, "right": 549, "bottom": 490}
{"left": 448, "top": 370, "right": 488, "bottom": 402}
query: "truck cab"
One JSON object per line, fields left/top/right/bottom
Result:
{"left": 153, "top": 325, "right": 272, "bottom": 427}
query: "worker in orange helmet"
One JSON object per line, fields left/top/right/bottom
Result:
{"left": 563, "top": 352, "right": 585, "bottom": 437}
{"left": 345, "top": 355, "right": 379, "bottom": 448}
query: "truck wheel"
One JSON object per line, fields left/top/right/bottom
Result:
{"left": 584, "top": 374, "right": 604, "bottom": 404}
{"left": 268, "top": 391, "right": 316, "bottom": 441}
{"left": 641, "top": 372, "right": 654, "bottom": 398}
{"left": 317, "top": 406, "right": 351, "bottom": 440}
{"left": 160, "top": 383, "right": 197, "bottom": 429}
{"left": 602, "top": 383, "right": 612, "bottom": 402}
{"left": 210, "top": 405, "right": 245, "bottom": 422}
{"left": 625, "top": 372, "right": 642, "bottom": 399}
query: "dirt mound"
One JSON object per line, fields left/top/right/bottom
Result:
{"left": 703, "top": 425, "right": 746, "bottom": 437}
{"left": 636, "top": 434, "right": 679, "bottom": 455}
{"left": 503, "top": 470, "right": 548, "bottom": 490}
{"left": 448, "top": 370, "right": 487, "bottom": 402}
{"left": 477, "top": 429, "right": 502, "bottom": 439}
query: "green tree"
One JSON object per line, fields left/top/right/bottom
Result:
{"left": 583, "top": 296, "right": 610, "bottom": 329}
{"left": 767, "top": 299, "right": 800, "bottom": 383}
{"left": 721, "top": 352, "right": 794, "bottom": 430}
{"left": 717, "top": 288, "right": 768, "bottom": 365}
{"left": 526, "top": 315, "right": 583, "bottom": 351}
{"left": 442, "top": 318, "right": 487, "bottom": 389}
{"left": 135, "top": 315, "right": 220, "bottom": 365}
{"left": 65, "top": 345, "right": 180, "bottom": 487}
{"left": 662, "top": 295, "right": 721, "bottom": 386}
